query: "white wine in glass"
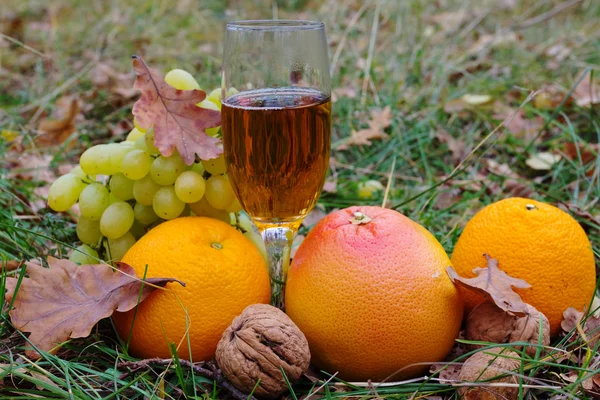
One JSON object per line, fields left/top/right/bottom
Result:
{"left": 221, "top": 20, "right": 332, "bottom": 308}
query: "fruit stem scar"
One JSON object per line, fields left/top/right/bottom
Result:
{"left": 211, "top": 242, "right": 223, "bottom": 249}
{"left": 526, "top": 204, "right": 537, "bottom": 210}
{"left": 350, "top": 211, "right": 372, "bottom": 225}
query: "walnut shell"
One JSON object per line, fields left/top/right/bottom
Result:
{"left": 466, "top": 302, "right": 550, "bottom": 357}
{"left": 458, "top": 347, "right": 522, "bottom": 399}
{"left": 215, "top": 304, "right": 310, "bottom": 399}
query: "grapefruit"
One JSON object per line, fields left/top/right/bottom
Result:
{"left": 285, "top": 206, "right": 463, "bottom": 381}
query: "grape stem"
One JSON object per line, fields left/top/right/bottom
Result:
{"left": 261, "top": 226, "right": 295, "bottom": 309}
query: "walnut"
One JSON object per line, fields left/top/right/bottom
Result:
{"left": 466, "top": 302, "right": 550, "bottom": 357}
{"left": 458, "top": 347, "right": 523, "bottom": 399}
{"left": 215, "top": 304, "right": 310, "bottom": 399}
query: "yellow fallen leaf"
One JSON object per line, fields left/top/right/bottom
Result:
{"left": 462, "top": 94, "right": 493, "bottom": 106}
{"left": 1, "top": 129, "right": 19, "bottom": 142}
{"left": 525, "top": 152, "right": 561, "bottom": 170}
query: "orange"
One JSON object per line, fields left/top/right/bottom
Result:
{"left": 285, "top": 206, "right": 463, "bottom": 381}
{"left": 112, "top": 216, "right": 270, "bottom": 360}
{"left": 451, "top": 197, "right": 596, "bottom": 337}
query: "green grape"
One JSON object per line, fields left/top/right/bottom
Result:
{"left": 152, "top": 186, "right": 185, "bottom": 220}
{"left": 202, "top": 154, "right": 226, "bottom": 175}
{"left": 243, "top": 230, "right": 267, "bottom": 264}
{"left": 197, "top": 99, "right": 219, "bottom": 111}
{"left": 357, "top": 180, "right": 385, "bottom": 199}
{"left": 135, "top": 136, "right": 148, "bottom": 152}
{"left": 109, "top": 174, "right": 135, "bottom": 201}
{"left": 69, "top": 244, "right": 99, "bottom": 265}
{"left": 236, "top": 212, "right": 254, "bottom": 233}
{"left": 107, "top": 142, "right": 135, "bottom": 174}
{"left": 134, "top": 117, "right": 147, "bottom": 133}
{"left": 48, "top": 174, "right": 87, "bottom": 212}
{"left": 174, "top": 171, "right": 205, "bottom": 203}
{"left": 144, "top": 128, "right": 160, "bottom": 156}
{"left": 133, "top": 175, "right": 162, "bottom": 206}
{"left": 129, "top": 221, "right": 146, "bottom": 239}
{"left": 225, "top": 197, "right": 242, "bottom": 213}
{"left": 189, "top": 197, "right": 231, "bottom": 223}
{"left": 80, "top": 143, "right": 126, "bottom": 176}
{"left": 165, "top": 69, "right": 200, "bottom": 90}
{"left": 122, "top": 149, "right": 152, "bottom": 180}
{"left": 76, "top": 216, "right": 102, "bottom": 245}
{"left": 197, "top": 99, "right": 221, "bottom": 137}
{"left": 134, "top": 202, "right": 159, "bottom": 225}
{"left": 191, "top": 162, "right": 205, "bottom": 175}
{"left": 79, "top": 183, "right": 110, "bottom": 220}
{"left": 150, "top": 155, "right": 187, "bottom": 186}
{"left": 107, "top": 232, "right": 136, "bottom": 261}
{"left": 207, "top": 88, "right": 222, "bottom": 109}
{"left": 205, "top": 174, "right": 235, "bottom": 210}
{"left": 227, "top": 87, "right": 239, "bottom": 97}
{"left": 80, "top": 145, "right": 107, "bottom": 176}
{"left": 69, "top": 165, "right": 88, "bottom": 180}
{"left": 126, "top": 127, "right": 145, "bottom": 142}
{"left": 181, "top": 204, "right": 192, "bottom": 217}
{"left": 100, "top": 201, "right": 135, "bottom": 239}
{"left": 108, "top": 192, "right": 120, "bottom": 205}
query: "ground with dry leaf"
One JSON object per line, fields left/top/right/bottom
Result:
{"left": 0, "top": 0, "right": 599, "bottom": 399}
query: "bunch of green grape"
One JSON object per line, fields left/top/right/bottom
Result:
{"left": 47, "top": 69, "right": 265, "bottom": 265}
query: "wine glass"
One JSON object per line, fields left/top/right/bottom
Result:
{"left": 221, "top": 20, "right": 331, "bottom": 308}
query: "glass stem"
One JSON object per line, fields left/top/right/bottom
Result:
{"left": 260, "top": 226, "right": 296, "bottom": 309}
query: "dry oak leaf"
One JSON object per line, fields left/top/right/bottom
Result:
{"left": 4, "top": 257, "right": 184, "bottom": 359}
{"left": 561, "top": 307, "right": 600, "bottom": 349}
{"left": 131, "top": 56, "right": 221, "bottom": 165}
{"left": 37, "top": 97, "right": 79, "bottom": 147}
{"left": 447, "top": 254, "right": 531, "bottom": 316}
{"left": 338, "top": 106, "right": 392, "bottom": 150}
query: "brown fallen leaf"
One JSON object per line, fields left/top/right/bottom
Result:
{"left": 573, "top": 70, "right": 600, "bottom": 107}
{"left": 429, "top": 363, "right": 462, "bottom": 384}
{"left": 561, "top": 307, "right": 600, "bottom": 349}
{"left": 9, "top": 153, "right": 55, "bottom": 183}
{"left": 1, "top": 260, "right": 22, "bottom": 271}
{"left": 467, "top": 32, "right": 519, "bottom": 56}
{"left": 436, "top": 129, "right": 468, "bottom": 165}
{"left": 37, "top": 97, "right": 79, "bottom": 147}
{"left": 485, "top": 159, "right": 519, "bottom": 179}
{"left": 561, "top": 371, "right": 594, "bottom": 391}
{"left": 503, "top": 109, "right": 544, "bottom": 141}
{"left": 4, "top": 257, "right": 184, "bottom": 359}
{"left": 337, "top": 106, "right": 392, "bottom": 150}
{"left": 558, "top": 202, "right": 600, "bottom": 228}
{"left": 434, "top": 185, "right": 462, "bottom": 210}
{"left": 131, "top": 56, "right": 221, "bottom": 165}
{"left": 322, "top": 178, "right": 337, "bottom": 193}
{"left": 446, "top": 254, "right": 531, "bottom": 316}
{"left": 563, "top": 141, "right": 599, "bottom": 177}
{"left": 504, "top": 179, "right": 534, "bottom": 198}
{"left": 533, "top": 85, "right": 570, "bottom": 110}
{"left": 302, "top": 207, "right": 327, "bottom": 228}
{"left": 331, "top": 86, "right": 358, "bottom": 102}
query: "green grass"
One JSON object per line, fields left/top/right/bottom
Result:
{"left": 1, "top": 0, "right": 599, "bottom": 398}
